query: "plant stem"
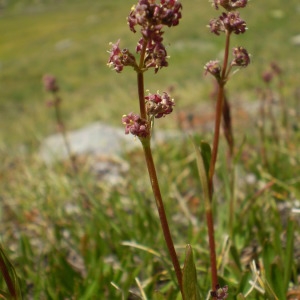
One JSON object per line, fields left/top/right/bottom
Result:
{"left": 53, "top": 95, "right": 78, "bottom": 173}
{"left": 137, "top": 39, "right": 148, "bottom": 120}
{"left": 208, "top": 83, "right": 225, "bottom": 199}
{"left": 208, "top": 31, "right": 231, "bottom": 196}
{"left": 136, "top": 55, "right": 183, "bottom": 293}
{"left": 207, "top": 31, "right": 231, "bottom": 296}
{"left": 142, "top": 140, "right": 183, "bottom": 293}
{"left": 206, "top": 208, "right": 218, "bottom": 297}
{"left": 137, "top": 72, "right": 146, "bottom": 119}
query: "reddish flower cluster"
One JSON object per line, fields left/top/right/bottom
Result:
{"left": 210, "top": 284, "right": 229, "bottom": 299}
{"left": 43, "top": 74, "right": 59, "bottom": 92}
{"left": 122, "top": 113, "right": 149, "bottom": 138}
{"left": 262, "top": 62, "right": 282, "bottom": 84}
{"left": 108, "top": 40, "right": 137, "bottom": 73}
{"left": 128, "top": 0, "right": 182, "bottom": 33}
{"left": 145, "top": 91, "right": 174, "bottom": 118}
{"left": 205, "top": 0, "right": 250, "bottom": 80}
{"left": 204, "top": 60, "right": 221, "bottom": 78}
{"left": 108, "top": 0, "right": 182, "bottom": 74}
{"left": 122, "top": 91, "right": 175, "bottom": 137}
{"left": 209, "top": 11, "right": 246, "bottom": 35}
{"left": 231, "top": 46, "right": 250, "bottom": 67}
{"left": 212, "top": 0, "right": 247, "bottom": 11}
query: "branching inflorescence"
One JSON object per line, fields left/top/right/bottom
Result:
{"left": 108, "top": 0, "right": 183, "bottom": 296}
{"left": 108, "top": 0, "right": 251, "bottom": 298}
{"left": 108, "top": 0, "right": 182, "bottom": 138}
{"left": 204, "top": 0, "right": 250, "bottom": 298}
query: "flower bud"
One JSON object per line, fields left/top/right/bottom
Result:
{"left": 212, "top": 0, "right": 248, "bottom": 11}
{"left": 145, "top": 91, "right": 175, "bottom": 118}
{"left": 231, "top": 46, "right": 250, "bottom": 67}
{"left": 107, "top": 40, "right": 137, "bottom": 73}
{"left": 204, "top": 60, "right": 221, "bottom": 78}
{"left": 43, "top": 74, "right": 59, "bottom": 92}
{"left": 122, "top": 113, "right": 150, "bottom": 137}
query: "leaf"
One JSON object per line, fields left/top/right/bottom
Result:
{"left": 182, "top": 244, "right": 201, "bottom": 300}
{"left": 236, "top": 293, "right": 246, "bottom": 300}
{"left": 270, "top": 262, "right": 285, "bottom": 299}
{"left": 283, "top": 218, "right": 295, "bottom": 292}
{"left": 192, "top": 140, "right": 211, "bottom": 210}
{"left": 229, "top": 245, "right": 242, "bottom": 272}
{"left": 199, "top": 141, "right": 211, "bottom": 178}
{"left": 236, "top": 271, "right": 252, "bottom": 295}
{"left": 0, "top": 245, "right": 22, "bottom": 300}
{"left": 153, "top": 291, "right": 166, "bottom": 300}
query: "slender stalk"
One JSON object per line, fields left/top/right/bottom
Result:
{"left": 136, "top": 51, "right": 183, "bottom": 293}
{"left": 208, "top": 31, "right": 231, "bottom": 196}
{"left": 137, "top": 39, "right": 148, "bottom": 120}
{"left": 142, "top": 140, "right": 183, "bottom": 293}
{"left": 207, "top": 31, "right": 231, "bottom": 297}
{"left": 53, "top": 95, "right": 78, "bottom": 174}
{"left": 208, "top": 83, "right": 225, "bottom": 199}
{"left": 137, "top": 73, "right": 146, "bottom": 119}
{"left": 206, "top": 208, "right": 218, "bottom": 296}
{"left": 229, "top": 164, "right": 236, "bottom": 237}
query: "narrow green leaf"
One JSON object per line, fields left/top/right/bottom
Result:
{"left": 182, "top": 244, "right": 201, "bottom": 300}
{"left": 81, "top": 280, "right": 99, "bottom": 300}
{"left": 0, "top": 289, "right": 10, "bottom": 298}
{"left": 192, "top": 140, "right": 211, "bottom": 210}
{"left": 153, "top": 291, "right": 166, "bottom": 300}
{"left": 263, "top": 264, "right": 285, "bottom": 300}
{"left": 233, "top": 136, "right": 246, "bottom": 164}
{"left": 236, "top": 271, "right": 252, "bottom": 295}
{"left": 199, "top": 141, "right": 211, "bottom": 178}
{"left": 0, "top": 245, "right": 22, "bottom": 300}
{"left": 270, "top": 263, "right": 284, "bottom": 299}
{"left": 236, "top": 293, "right": 246, "bottom": 300}
{"left": 262, "top": 241, "right": 274, "bottom": 282}
{"left": 283, "top": 218, "right": 295, "bottom": 292}
{"left": 229, "top": 245, "right": 242, "bottom": 272}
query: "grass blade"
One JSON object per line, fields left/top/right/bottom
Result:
{"left": 0, "top": 245, "right": 22, "bottom": 300}
{"left": 182, "top": 244, "right": 201, "bottom": 300}
{"left": 283, "top": 218, "right": 295, "bottom": 293}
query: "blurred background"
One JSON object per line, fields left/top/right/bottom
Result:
{"left": 0, "top": 0, "right": 299, "bottom": 152}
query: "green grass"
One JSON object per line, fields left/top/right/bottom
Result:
{"left": 1, "top": 0, "right": 299, "bottom": 147}
{"left": 0, "top": 0, "right": 300, "bottom": 299}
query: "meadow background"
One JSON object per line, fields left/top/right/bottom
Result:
{"left": 0, "top": 0, "right": 300, "bottom": 299}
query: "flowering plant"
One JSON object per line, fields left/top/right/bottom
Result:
{"left": 108, "top": 0, "right": 251, "bottom": 298}
{"left": 200, "top": 0, "right": 250, "bottom": 298}
{"left": 108, "top": 0, "right": 185, "bottom": 297}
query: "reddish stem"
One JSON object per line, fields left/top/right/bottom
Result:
{"left": 142, "top": 141, "right": 183, "bottom": 293}
{"left": 136, "top": 43, "right": 183, "bottom": 293}
{"left": 206, "top": 208, "right": 218, "bottom": 295}
{"left": 137, "top": 39, "right": 148, "bottom": 119}
{"left": 207, "top": 30, "right": 231, "bottom": 297}
{"left": 53, "top": 94, "right": 78, "bottom": 174}
{"left": 137, "top": 72, "right": 146, "bottom": 120}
